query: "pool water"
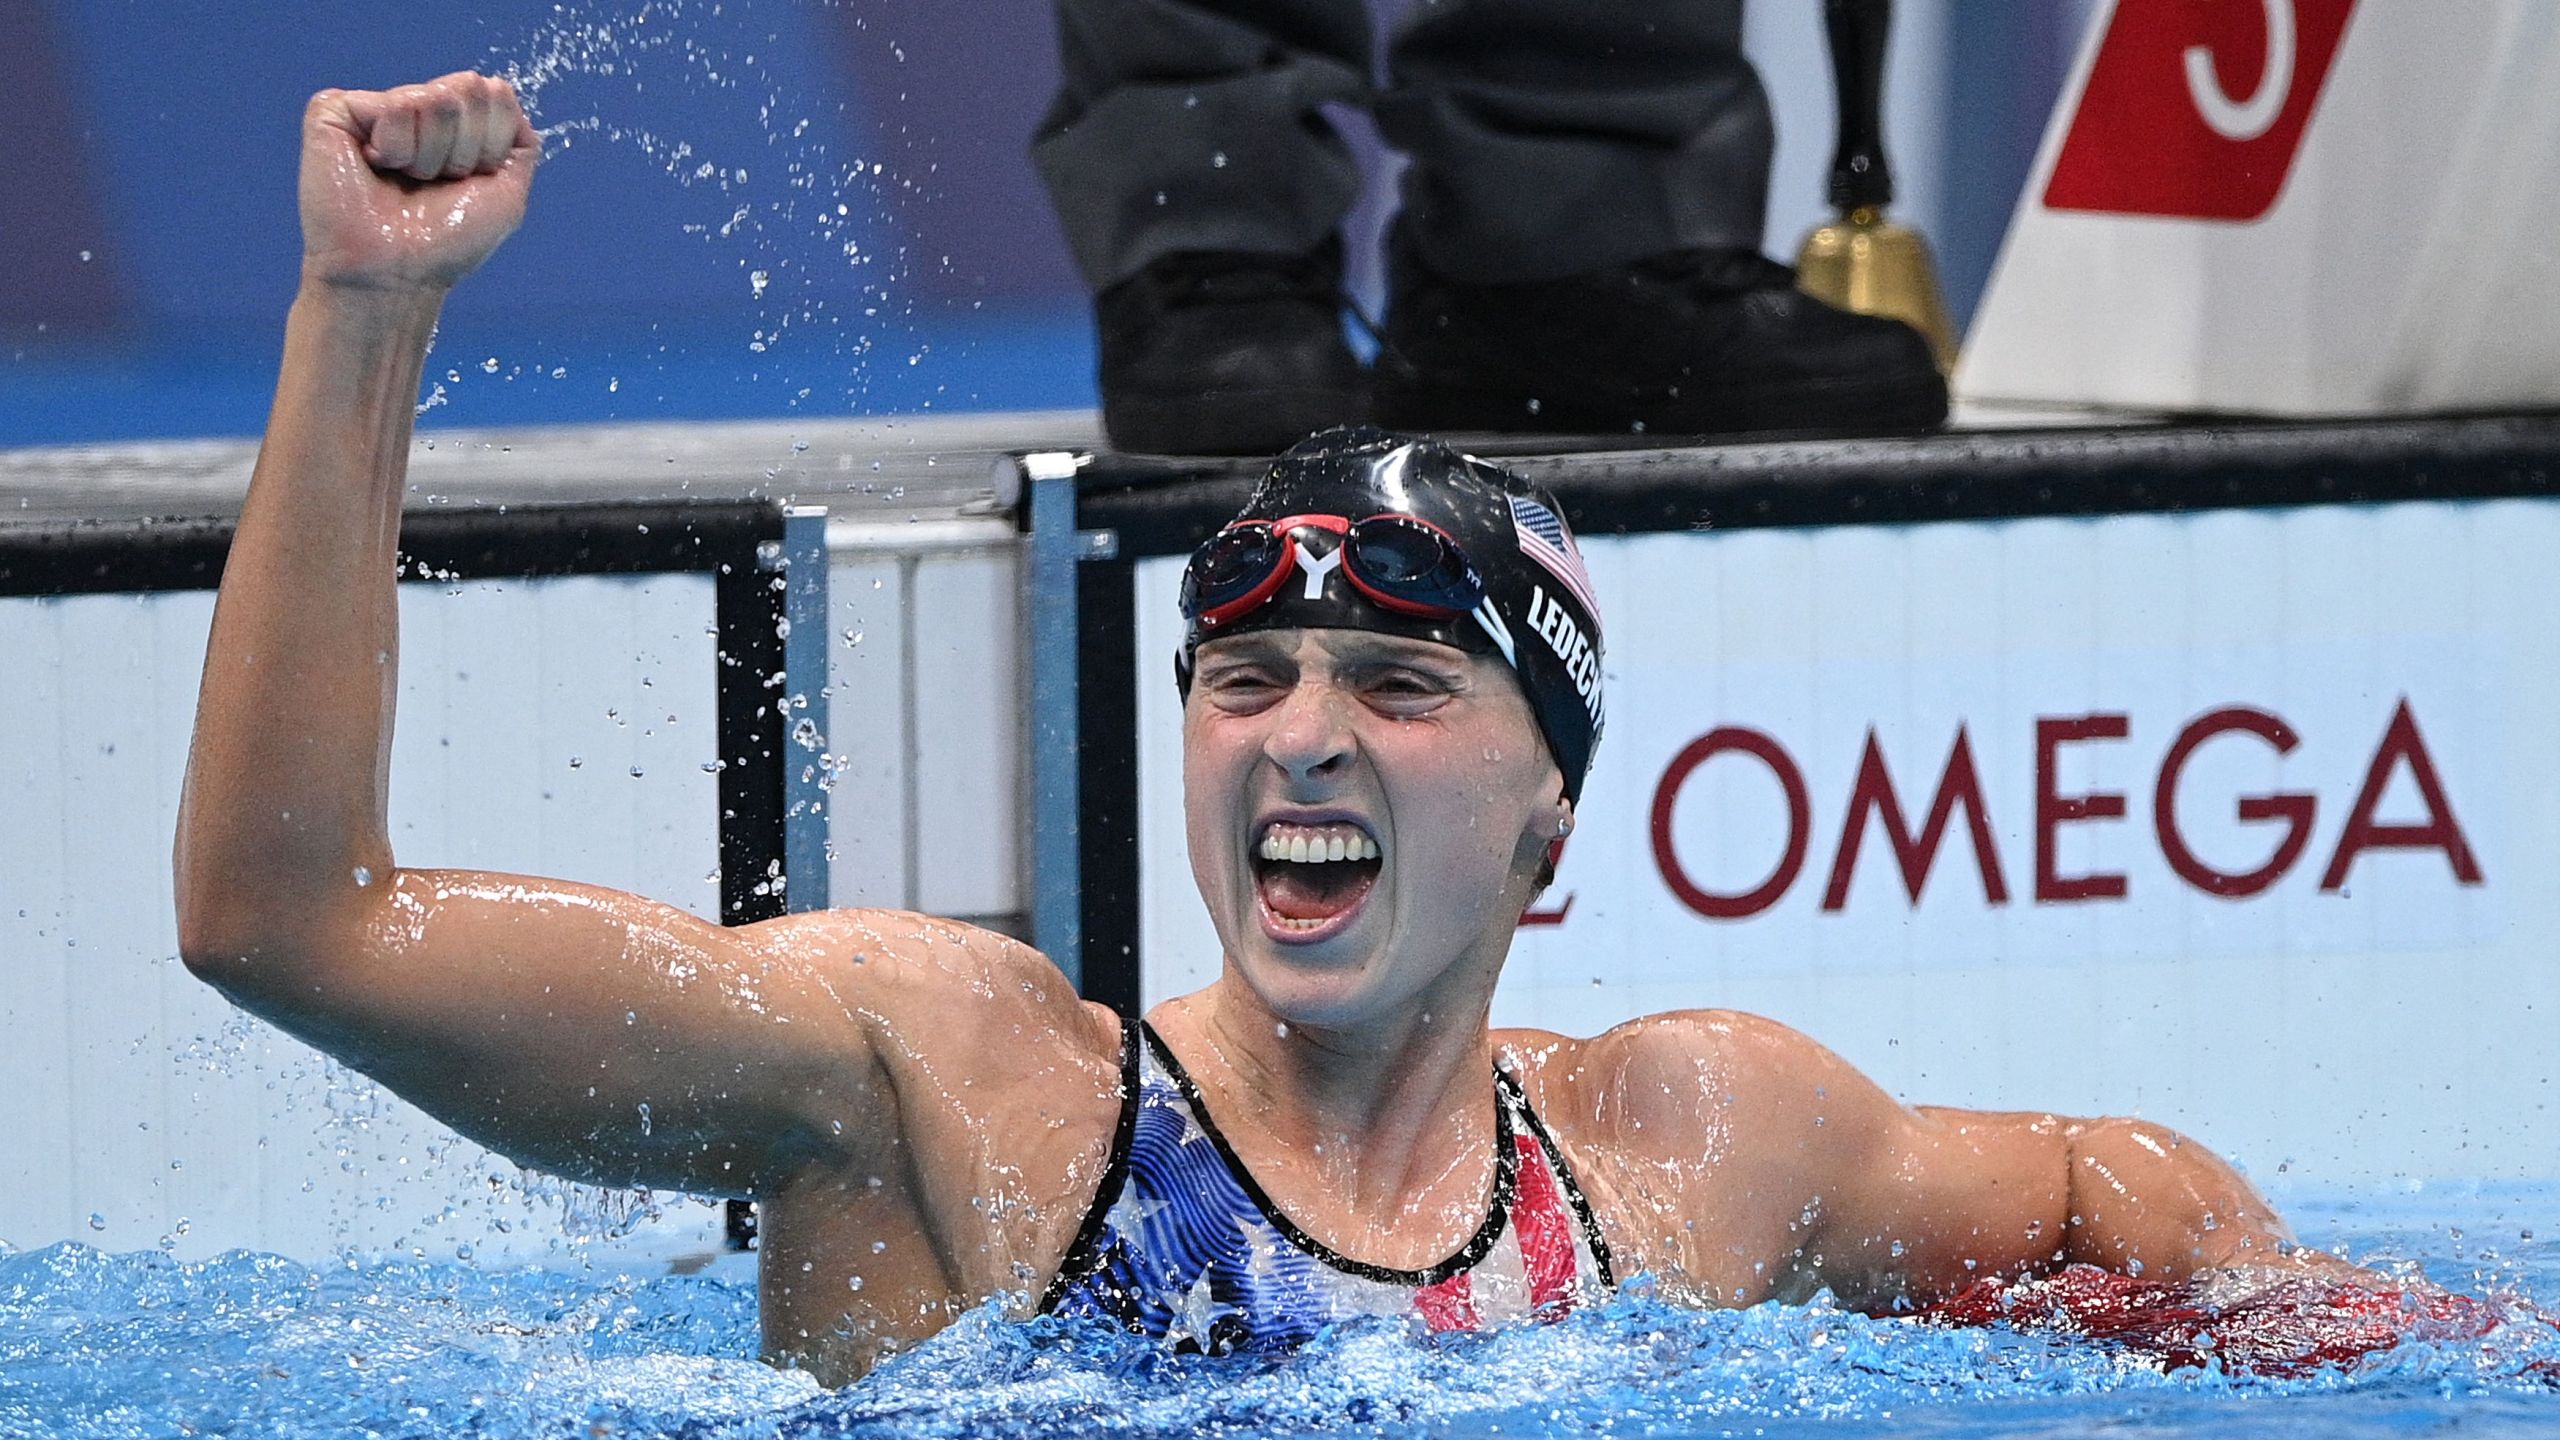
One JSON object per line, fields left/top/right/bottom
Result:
{"left": 2, "top": 1188, "right": 2553, "bottom": 1440}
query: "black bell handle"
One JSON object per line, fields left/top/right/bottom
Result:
{"left": 1825, "top": 0, "right": 1895, "bottom": 213}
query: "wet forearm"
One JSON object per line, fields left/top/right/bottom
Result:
{"left": 2060, "top": 1118, "right": 2291, "bottom": 1279}
{"left": 176, "top": 282, "right": 442, "bottom": 960}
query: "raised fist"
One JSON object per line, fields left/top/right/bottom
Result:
{"left": 298, "top": 72, "right": 538, "bottom": 293}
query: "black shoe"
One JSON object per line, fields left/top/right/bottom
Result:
{"left": 1094, "top": 243, "right": 1371, "bottom": 456}
{"left": 1375, "top": 241, "right": 1947, "bottom": 439}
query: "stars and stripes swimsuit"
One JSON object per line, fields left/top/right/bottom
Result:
{"left": 1039, "top": 1019, "right": 1617, "bottom": 1353}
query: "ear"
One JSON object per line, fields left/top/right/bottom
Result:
{"left": 1542, "top": 796, "right": 1576, "bottom": 871}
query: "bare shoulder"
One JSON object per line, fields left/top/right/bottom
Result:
{"left": 1493, "top": 1010, "right": 1896, "bottom": 1297}
{"left": 1500, "top": 1009, "right": 1851, "bottom": 1133}
{"left": 754, "top": 907, "right": 1122, "bottom": 1068}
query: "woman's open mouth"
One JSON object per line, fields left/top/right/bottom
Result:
{"left": 1253, "top": 820, "right": 1382, "bottom": 943}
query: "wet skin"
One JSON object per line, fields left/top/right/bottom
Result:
{"left": 180, "top": 71, "right": 2340, "bottom": 1390}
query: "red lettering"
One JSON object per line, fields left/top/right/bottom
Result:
{"left": 1519, "top": 893, "right": 1573, "bottom": 927}
{"left": 2320, "top": 698, "right": 2483, "bottom": 891}
{"left": 2036, "top": 714, "right": 2130, "bottom": 902}
{"left": 1651, "top": 728, "right": 1809, "bottom": 920}
{"left": 2154, "top": 707, "right": 2316, "bottom": 898}
{"left": 1821, "top": 727, "right": 2009, "bottom": 910}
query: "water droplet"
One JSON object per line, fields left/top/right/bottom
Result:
{"left": 352, "top": 866, "right": 373, "bottom": 888}
{"left": 78, "top": 250, "right": 92, "bottom": 262}
{"left": 636, "top": 1101, "right": 653, "bottom": 1136}
{"left": 87, "top": 1212, "right": 106, "bottom": 1231}
{"left": 568, "top": 755, "right": 583, "bottom": 769}
{"left": 1209, "top": 151, "right": 1228, "bottom": 168}
{"left": 480, "top": 357, "right": 501, "bottom": 374}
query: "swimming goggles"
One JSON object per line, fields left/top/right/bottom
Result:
{"left": 1180, "top": 512, "right": 1486, "bottom": 630}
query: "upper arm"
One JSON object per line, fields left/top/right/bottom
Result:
{"left": 1562, "top": 1012, "right": 2306, "bottom": 1309}
{"left": 1574, "top": 1011, "right": 2072, "bottom": 1305}
{"left": 186, "top": 866, "right": 1068, "bottom": 1198}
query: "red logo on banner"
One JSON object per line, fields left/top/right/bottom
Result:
{"left": 2044, "top": 0, "right": 2357, "bottom": 222}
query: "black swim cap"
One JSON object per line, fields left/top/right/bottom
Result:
{"left": 1176, "top": 427, "right": 1605, "bottom": 803}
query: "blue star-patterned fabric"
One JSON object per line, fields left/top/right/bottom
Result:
{"left": 1040, "top": 1021, "right": 1615, "bottom": 1355}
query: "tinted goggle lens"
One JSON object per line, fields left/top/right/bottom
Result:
{"left": 1345, "top": 514, "right": 1480, "bottom": 614}
{"left": 1179, "top": 513, "right": 1483, "bottom": 625}
{"left": 1179, "top": 523, "right": 1286, "bottom": 619}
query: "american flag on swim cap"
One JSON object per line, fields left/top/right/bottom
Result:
{"left": 1508, "top": 493, "right": 1600, "bottom": 620}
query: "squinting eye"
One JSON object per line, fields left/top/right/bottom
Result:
{"left": 1203, "top": 670, "right": 1283, "bottom": 701}
{"left": 1368, "top": 673, "right": 1448, "bottom": 701}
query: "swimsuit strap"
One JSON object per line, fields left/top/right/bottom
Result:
{"left": 1495, "top": 1061, "right": 1619, "bottom": 1290}
{"left": 1036, "top": 1015, "right": 1142, "bottom": 1313}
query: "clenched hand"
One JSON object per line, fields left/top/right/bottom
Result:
{"left": 298, "top": 71, "right": 538, "bottom": 293}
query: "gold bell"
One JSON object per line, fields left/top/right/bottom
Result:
{"left": 1798, "top": 209, "right": 1957, "bottom": 374}
{"left": 1794, "top": 0, "right": 1958, "bottom": 374}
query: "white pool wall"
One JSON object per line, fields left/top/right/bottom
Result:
{"left": 0, "top": 417, "right": 1068, "bottom": 1262}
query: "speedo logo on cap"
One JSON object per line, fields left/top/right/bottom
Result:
{"left": 1526, "top": 585, "right": 1602, "bottom": 719}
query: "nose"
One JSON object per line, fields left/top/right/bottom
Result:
{"left": 1263, "top": 675, "right": 1357, "bottom": 787}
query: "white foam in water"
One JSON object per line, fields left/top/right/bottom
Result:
{"left": 2, "top": 1187, "right": 2554, "bottom": 1439}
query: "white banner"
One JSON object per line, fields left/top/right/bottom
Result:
{"left": 1957, "top": 0, "right": 2560, "bottom": 415}
{"left": 1134, "top": 501, "right": 2560, "bottom": 1184}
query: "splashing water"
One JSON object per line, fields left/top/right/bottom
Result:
{"left": 418, "top": 0, "right": 934, "bottom": 419}
{"left": 3, "top": 1190, "right": 2555, "bottom": 1440}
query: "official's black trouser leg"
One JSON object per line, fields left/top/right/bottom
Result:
{"left": 1381, "top": 0, "right": 1771, "bottom": 283}
{"left": 1034, "top": 0, "right": 1373, "bottom": 291}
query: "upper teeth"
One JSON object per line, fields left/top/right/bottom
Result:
{"left": 1259, "top": 824, "right": 1379, "bottom": 864}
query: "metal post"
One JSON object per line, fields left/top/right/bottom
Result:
{"left": 1024, "top": 451, "right": 1090, "bottom": 990}
{"left": 779, "top": 504, "right": 832, "bottom": 915}
{"left": 731, "top": 503, "right": 830, "bottom": 1253}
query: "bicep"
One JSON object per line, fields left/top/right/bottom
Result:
{"left": 1815, "top": 1102, "right": 2076, "bottom": 1305}
{"left": 233, "top": 867, "right": 881, "bottom": 1195}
